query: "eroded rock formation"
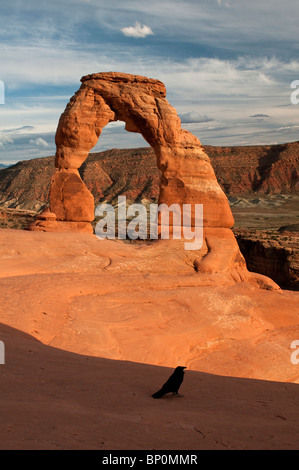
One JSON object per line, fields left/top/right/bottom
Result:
{"left": 29, "top": 72, "right": 278, "bottom": 287}
{"left": 53, "top": 72, "right": 234, "bottom": 227}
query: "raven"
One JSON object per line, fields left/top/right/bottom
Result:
{"left": 152, "top": 366, "right": 186, "bottom": 399}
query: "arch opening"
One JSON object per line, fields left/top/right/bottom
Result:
{"left": 83, "top": 120, "right": 161, "bottom": 243}
{"left": 91, "top": 120, "right": 151, "bottom": 154}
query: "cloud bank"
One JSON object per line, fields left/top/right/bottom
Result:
{"left": 29, "top": 137, "right": 49, "bottom": 148}
{"left": 1, "top": 0, "right": 299, "bottom": 163}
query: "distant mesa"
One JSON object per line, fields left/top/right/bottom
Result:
{"left": 1, "top": 143, "right": 298, "bottom": 212}
{"left": 278, "top": 223, "right": 299, "bottom": 234}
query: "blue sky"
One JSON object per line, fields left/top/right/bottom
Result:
{"left": 0, "top": 0, "right": 299, "bottom": 164}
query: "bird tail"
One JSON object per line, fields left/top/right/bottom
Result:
{"left": 152, "top": 389, "right": 164, "bottom": 399}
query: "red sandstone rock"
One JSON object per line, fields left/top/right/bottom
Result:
{"left": 36, "top": 207, "right": 56, "bottom": 220}
{"left": 50, "top": 169, "right": 94, "bottom": 222}
{"left": 27, "top": 220, "right": 93, "bottom": 234}
{"left": 54, "top": 72, "right": 233, "bottom": 229}
{"left": 0, "top": 228, "right": 298, "bottom": 449}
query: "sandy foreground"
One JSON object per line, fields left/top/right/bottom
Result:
{"left": 0, "top": 228, "right": 299, "bottom": 450}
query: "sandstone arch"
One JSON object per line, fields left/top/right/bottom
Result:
{"left": 31, "top": 72, "right": 278, "bottom": 286}
{"left": 52, "top": 72, "right": 234, "bottom": 228}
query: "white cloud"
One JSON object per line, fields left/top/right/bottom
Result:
{"left": 180, "top": 112, "right": 214, "bottom": 124}
{"left": 29, "top": 137, "right": 49, "bottom": 148}
{"left": 0, "top": 135, "right": 14, "bottom": 146}
{"left": 121, "top": 22, "right": 154, "bottom": 38}
{"left": 217, "top": 0, "right": 232, "bottom": 7}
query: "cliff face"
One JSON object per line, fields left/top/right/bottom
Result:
{"left": 79, "top": 148, "right": 160, "bottom": 206}
{"left": 234, "top": 229, "right": 299, "bottom": 291}
{"left": 0, "top": 156, "right": 54, "bottom": 211}
{"left": 205, "top": 142, "right": 299, "bottom": 195}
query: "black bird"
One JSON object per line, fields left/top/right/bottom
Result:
{"left": 152, "top": 366, "right": 186, "bottom": 399}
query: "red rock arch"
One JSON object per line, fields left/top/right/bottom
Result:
{"left": 51, "top": 72, "right": 234, "bottom": 229}
{"left": 31, "top": 72, "right": 278, "bottom": 286}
